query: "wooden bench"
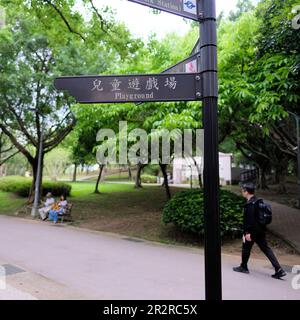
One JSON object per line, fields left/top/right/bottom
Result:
{"left": 16, "top": 203, "right": 73, "bottom": 223}
{"left": 57, "top": 203, "right": 73, "bottom": 223}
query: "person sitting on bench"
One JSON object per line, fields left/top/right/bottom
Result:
{"left": 48, "top": 195, "right": 68, "bottom": 224}
{"left": 39, "top": 192, "right": 55, "bottom": 221}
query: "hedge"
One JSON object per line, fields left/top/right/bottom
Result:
{"left": 0, "top": 176, "right": 72, "bottom": 198}
{"left": 162, "top": 189, "right": 245, "bottom": 237}
{"left": 141, "top": 174, "right": 157, "bottom": 183}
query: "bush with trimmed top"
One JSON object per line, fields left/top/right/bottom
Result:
{"left": 162, "top": 189, "right": 244, "bottom": 237}
{"left": 141, "top": 174, "right": 157, "bottom": 183}
{"left": 0, "top": 176, "right": 72, "bottom": 197}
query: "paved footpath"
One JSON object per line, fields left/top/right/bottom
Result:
{"left": 0, "top": 215, "right": 299, "bottom": 300}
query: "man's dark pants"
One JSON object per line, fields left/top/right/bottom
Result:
{"left": 241, "top": 232, "right": 281, "bottom": 271}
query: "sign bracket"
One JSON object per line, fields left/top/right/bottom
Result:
{"left": 195, "top": 74, "right": 202, "bottom": 100}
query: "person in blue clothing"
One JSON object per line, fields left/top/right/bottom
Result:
{"left": 48, "top": 195, "right": 68, "bottom": 224}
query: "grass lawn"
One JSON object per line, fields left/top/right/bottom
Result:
{"left": 69, "top": 181, "right": 136, "bottom": 197}
{"left": 0, "top": 191, "right": 25, "bottom": 215}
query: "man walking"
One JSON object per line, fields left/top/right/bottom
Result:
{"left": 233, "top": 183, "right": 287, "bottom": 279}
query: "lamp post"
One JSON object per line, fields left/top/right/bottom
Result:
{"left": 31, "top": 126, "right": 44, "bottom": 217}
{"left": 288, "top": 111, "right": 300, "bottom": 208}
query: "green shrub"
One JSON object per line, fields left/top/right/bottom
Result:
{"left": 141, "top": 174, "right": 157, "bottom": 183}
{"left": 0, "top": 176, "right": 72, "bottom": 197}
{"left": 162, "top": 189, "right": 245, "bottom": 237}
{"left": 41, "top": 181, "right": 72, "bottom": 198}
{"left": 143, "top": 165, "right": 160, "bottom": 176}
{"left": 0, "top": 176, "right": 30, "bottom": 195}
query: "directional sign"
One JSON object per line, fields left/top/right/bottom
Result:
{"left": 191, "top": 38, "right": 200, "bottom": 55}
{"left": 162, "top": 53, "right": 199, "bottom": 74}
{"left": 54, "top": 73, "right": 201, "bottom": 104}
{"left": 128, "top": 0, "right": 199, "bottom": 21}
{"left": 134, "top": 54, "right": 199, "bottom": 106}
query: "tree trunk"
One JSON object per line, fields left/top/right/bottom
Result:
{"left": 198, "top": 173, "right": 203, "bottom": 189}
{"left": 72, "top": 163, "right": 78, "bottom": 182}
{"left": 28, "top": 160, "right": 37, "bottom": 204}
{"left": 275, "top": 161, "right": 288, "bottom": 193}
{"left": 278, "top": 173, "right": 287, "bottom": 194}
{"left": 160, "top": 163, "right": 171, "bottom": 200}
{"left": 28, "top": 154, "right": 44, "bottom": 204}
{"left": 260, "top": 171, "right": 269, "bottom": 190}
{"left": 94, "top": 164, "right": 105, "bottom": 194}
{"left": 274, "top": 169, "right": 280, "bottom": 184}
{"left": 257, "top": 166, "right": 269, "bottom": 190}
{"left": 135, "top": 163, "right": 144, "bottom": 188}
{"left": 192, "top": 157, "right": 203, "bottom": 188}
{"left": 128, "top": 166, "right": 132, "bottom": 180}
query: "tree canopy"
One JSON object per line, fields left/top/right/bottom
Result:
{"left": 0, "top": 0, "right": 299, "bottom": 195}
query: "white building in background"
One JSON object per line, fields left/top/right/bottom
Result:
{"left": 173, "top": 153, "right": 233, "bottom": 186}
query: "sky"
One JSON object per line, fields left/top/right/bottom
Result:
{"left": 91, "top": 0, "right": 256, "bottom": 39}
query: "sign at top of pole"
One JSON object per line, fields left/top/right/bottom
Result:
{"left": 128, "top": 0, "right": 199, "bottom": 21}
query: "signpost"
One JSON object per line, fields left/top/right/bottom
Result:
{"left": 54, "top": 73, "right": 201, "bottom": 104}
{"left": 128, "top": 0, "right": 199, "bottom": 21}
{"left": 54, "top": 0, "right": 221, "bottom": 300}
{"left": 198, "top": 0, "right": 221, "bottom": 301}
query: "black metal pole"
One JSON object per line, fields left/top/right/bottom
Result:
{"left": 199, "top": 0, "right": 222, "bottom": 300}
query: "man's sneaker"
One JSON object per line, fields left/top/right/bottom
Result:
{"left": 233, "top": 266, "right": 249, "bottom": 274}
{"left": 272, "top": 268, "right": 287, "bottom": 279}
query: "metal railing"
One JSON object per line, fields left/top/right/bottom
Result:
{"left": 240, "top": 168, "right": 259, "bottom": 183}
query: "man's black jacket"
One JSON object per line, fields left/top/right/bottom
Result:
{"left": 243, "top": 195, "right": 266, "bottom": 236}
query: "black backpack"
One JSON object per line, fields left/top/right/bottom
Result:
{"left": 255, "top": 199, "right": 273, "bottom": 226}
